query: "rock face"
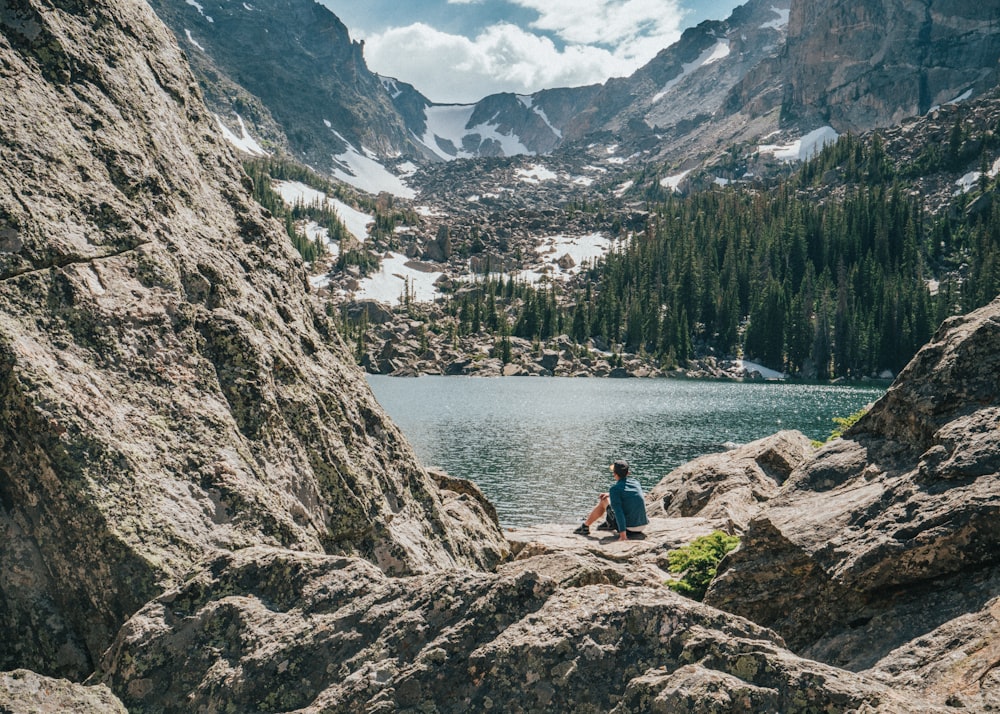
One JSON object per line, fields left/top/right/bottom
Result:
{"left": 0, "top": 0, "right": 505, "bottom": 681}
{"left": 100, "top": 544, "right": 940, "bottom": 714}
{"left": 750, "top": 0, "right": 1000, "bottom": 131}
{"left": 647, "top": 430, "right": 815, "bottom": 531}
{"left": 148, "top": 0, "right": 425, "bottom": 167}
{"left": 150, "top": 0, "right": 1000, "bottom": 177}
{"left": 706, "top": 296, "right": 1000, "bottom": 708}
{"left": 0, "top": 669, "right": 127, "bottom": 714}
{"left": 562, "top": 0, "right": 792, "bottom": 143}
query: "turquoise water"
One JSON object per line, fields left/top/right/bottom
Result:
{"left": 367, "top": 376, "right": 886, "bottom": 528}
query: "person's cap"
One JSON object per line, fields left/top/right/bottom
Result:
{"left": 611, "top": 459, "right": 629, "bottom": 477}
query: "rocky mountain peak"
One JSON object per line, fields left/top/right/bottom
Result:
{"left": 147, "top": 0, "right": 425, "bottom": 169}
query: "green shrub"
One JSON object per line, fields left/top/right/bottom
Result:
{"left": 812, "top": 405, "right": 871, "bottom": 447}
{"left": 829, "top": 406, "right": 868, "bottom": 440}
{"left": 665, "top": 531, "right": 740, "bottom": 600}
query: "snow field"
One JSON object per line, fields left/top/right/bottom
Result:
{"left": 355, "top": 253, "right": 444, "bottom": 305}
{"left": 272, "top": 180, "right": 373, "bottom": 242}
{"left": 652, "top": 40, "right": 730, "bottom": 104}
{"left": 758, "top": 126, "right": 839, "bottom": 162}
{"left": 329, "top": 138, "right": 416, "bottom": 199}
{"left": 734, "top": 360, "right": 786, "bottom": 380}
{"left": 419, "top": 105, "right": 532, "bottom": 161}
{"left": 215, "top": 114, "right": 268, "bottom": 157}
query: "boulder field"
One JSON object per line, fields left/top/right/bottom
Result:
{"left": 1, "top": 0, "right": 999, "bottom": 711}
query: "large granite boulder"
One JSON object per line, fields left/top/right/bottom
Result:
{"left": 647, "top": 430, "right": 815, "bottom": 531}
{"left": 706, "top": 296, "right": 1000, "bottom": 708}
{"left": 0, "top": 0, "right": 505, "bottom": 680}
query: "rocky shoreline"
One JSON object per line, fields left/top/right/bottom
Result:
{"left": 350, "top": 299, "right": 894, "bottom": 383}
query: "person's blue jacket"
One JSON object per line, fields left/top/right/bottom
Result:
{"left": 609, "top": 476, "right": 649, "bottom": 532}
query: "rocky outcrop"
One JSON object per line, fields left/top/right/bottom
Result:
{"left": 738, "top": 0, "right": 1000, "bottom": 132}
{"left": 647, "top": 430, "right": 815, "bottom": 531}
{"left": 100, "top": 542, "right": 947, "bottom": 713}
{"left": 0, "top": 669, "right": 127, "bottom": 713}
{"left": 0, "top": 0, "right": 505, "bottom": 681}
{"left": 705, "top": 296, "right": 1000, "bottom": 707}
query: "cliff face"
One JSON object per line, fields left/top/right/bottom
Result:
{"left": 778, "top": 0, "right": 1000, "bottom": 130}
{"left": 148, "top": 0, "right": 427, "bottom": 167}
{"left": 0, "top": 0, "right": 505, "bottom": 680}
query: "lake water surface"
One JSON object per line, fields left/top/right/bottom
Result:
{"left": 367, "top": 376, "right": 886, "bottom": 528}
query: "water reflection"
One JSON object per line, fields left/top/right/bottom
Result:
{"left": 368, "top": 376, "right": 885, "bottom": 528}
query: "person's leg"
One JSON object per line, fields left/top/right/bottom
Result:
{"left": 584, "top": 493, "right": 610, "bottom": 526}
{"left": 575, "top": 493, "right": 610, "bottom": 534}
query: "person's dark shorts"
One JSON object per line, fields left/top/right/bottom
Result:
{"left": 599, "top": 510, "right": 646, "bottom": 538}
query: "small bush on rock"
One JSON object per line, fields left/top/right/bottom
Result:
{"left": 811, "top": 406, "right": 871, "bottom": 447}
{"left": 665, "top": 531, "right": 740, "bottom": 600}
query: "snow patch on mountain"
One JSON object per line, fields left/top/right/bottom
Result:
{"left": 953, "top": 155, "right": 1000, "bottom": 194}
{"left": 758, "top": 126, "right": 838, "bottom": 161}
{"left": 956, "top": 171, "right": 981, "bottom": 194}
{"left": 467, "top": 233, "right": 614, "bottom": 286}
{"left": 948, "top": 88, "right": 974, "bottom": 105}
{"left": 735, "top": 359, "right": 786, "bottom": 380}
{"left": 185, "top": 0, "right": 212, "bottom": 22}
{"left": 535, "top": 233, "right": 612, "bottom": 273}
{"left": 518, "top": 95, "right": 563, "bottom": 139}
{"left": 615, "top": 180, "right": 634, "bottom": 197}
{"left": 215, "top": 114, "right": 267, "bottom": 156}
{"left": 379, "top": 76, "right": 403, "bottom": 100}
{"left": 661, "top": 169, "right": 691, "bottom": 192}
{"left": 397, "top": 161, "right": 419, "bottom": 177}
{"left": 304, "top": 222, "right": 338, "bottom": 258}
{"left": 272, "top": 180, "right": 373, "bottom": 242}
{"left": 184, "top": 29, "right": 205, "bottom": 52}
{"left": 516, "top": 165, "right": 558, "bottom": 184}
{"left": 761, "top": 6, "right": 790, "bottom": 30}
{"left": 355, "top": 253, "right": 444, "bottom": 305}
{"left": 329, "top": 132, "right": 415, "bottom": 199}
{"left": 418, "top": 104, "right": 532, "bottom": 160}
{"left": 652, "top": 40, "right": 731, "bottom": 104}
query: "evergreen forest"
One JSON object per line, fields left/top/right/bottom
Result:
{"left": 433, "top": 133, "right": 1000, "bottom": 378}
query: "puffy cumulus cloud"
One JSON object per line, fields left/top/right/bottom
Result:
{"left": 364, "top": 22, "right": 636, "bottom": 103}
{"left": 513, "top": 0, "right": 686, "bottom": 52}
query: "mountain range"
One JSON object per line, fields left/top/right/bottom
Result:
{"left": 136, "top": 0, "right": 1000, "bottom": 384}
{"left": 151, "top": 0, "right": 1000, "bottom": 193}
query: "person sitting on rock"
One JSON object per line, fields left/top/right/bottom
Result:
{"left": 574, "top": 459, "right": 649, "bottom": 540}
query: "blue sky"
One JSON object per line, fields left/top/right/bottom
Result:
{"left": 316, "top": 0, "right": 745, "bottom": 103}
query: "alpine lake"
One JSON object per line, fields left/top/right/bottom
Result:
{"left": 367, "top": 375, "right": 887, "bottom": 529}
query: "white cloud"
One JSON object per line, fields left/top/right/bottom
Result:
{"left": 365, "top": 22, "right": 636, "bottom": 103}
{"left": 361, "top": 0, "right": 687, "bottom": 103}
{"left": 514, "top": 0, "right": 684, "bottom": 51}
